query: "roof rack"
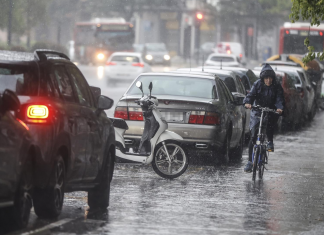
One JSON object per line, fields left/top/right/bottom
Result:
{"left": 34, "top": 49, "right": 70, "bottom": 61}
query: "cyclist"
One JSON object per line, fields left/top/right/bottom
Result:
{"left": 243, "top": 63, "right": 285, "bottom": 173}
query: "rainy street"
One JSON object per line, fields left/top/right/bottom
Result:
{"left": 1, "top": 1, "right": 324, "bottom": 234}
{"left": 4, "top": 65, "right": 324, "bottom": 235}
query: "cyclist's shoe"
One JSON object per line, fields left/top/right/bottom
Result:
{"left": 267, "top": 141, "right": 274, "bottom": 152}
{"left": 244, "top": 161, "right": 253, "bottom": 173}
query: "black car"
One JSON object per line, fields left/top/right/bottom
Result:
{"left": 0, "top": 50, "right": 115, "bottom": 220}
{"left": 0, "top": 90, "right": 35, "bottom": 230}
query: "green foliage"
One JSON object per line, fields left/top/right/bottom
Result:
{"left": 289, "top": 0, "right": 324, "bottom": 63}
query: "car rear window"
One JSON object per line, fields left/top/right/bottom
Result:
{"left": 127, "top": 75, "right": 217, "bottom": 99}
{"left": 0, "top": 64, "right": 38, "bottom": 95}
{"left": 111, "top": 55, "right": 139, "bottom": 63}
{"left": 210, "top": 56, "right": 234, "bottom": 62}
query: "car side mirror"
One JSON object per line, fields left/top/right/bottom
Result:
{"left": 98, "top": 95, "right": 114, "bottom": 110}
{"left": 90, "top": 86, "right": 101, "bottom": 102}
{"left": 233, "top": 95, "right": 245, "bottom": 106}
{"left": 0, "top": 89, "right": 20, "bottom": 112}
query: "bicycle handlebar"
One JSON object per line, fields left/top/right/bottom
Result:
{"left": 251, "top": 105, "right": 279, "bottom": 114}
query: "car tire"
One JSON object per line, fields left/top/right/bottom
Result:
{"left": 88, "top": 150, "right": 114, "bottom": 210}
{"left": 308, "top": 102, "right": 317, "bottom": 121}
{"left": 231, "top": 130, "right": 244, "bottom": 161}
{"left": 33, "top": 155, "right": 66, "bottom": 219}
{"left": 219, "top": 133, "right": 230, "bottom": 164}
{"left": 0, "top": 158, "right": 33, "bottom": 230}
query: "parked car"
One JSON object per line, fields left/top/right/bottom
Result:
{"left": 274, "top": 66, "right": 316, "bottom": 121}
{"left": 213, "top": 42, "right": 246, "bottom": 65}
{"left": 204, "top": 54, "right": 241, "bottom": 67}
{"left": 0, "top": 90, "right": 36, "bottom": 231}
{"left": 105, "top": 52, "right": 152, "bottom": 86}
{"left": 114, "top": 71, "right": 245, "bottom": 164}
{"left": 0, "top": 49, "right": 116, "bottom": 220}
{"left": 200, "top": 66, "right": 259, "bottom": 94}
{"left": 178, "top": 68, "right": 250, "bottom": 140}
{"left": 142, "top": 43, "right": 171, "bottom": 66}
{"left": 253, "top": 69, "right": 303, "bottom": 131}
{"left": 266, "top": 54, "right": 324, "bottom": 103}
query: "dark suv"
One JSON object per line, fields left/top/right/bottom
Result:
{"left": 0, "top": 50, "right": 116, "bottom": 219}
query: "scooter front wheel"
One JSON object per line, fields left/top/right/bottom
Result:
{"left": 152, "top": 142, "right": 188, "bottom": 179}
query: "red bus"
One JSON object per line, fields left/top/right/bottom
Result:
{"left": 279, "top": 22, "right": 324, "bottom": 54}
{"left": 74, "top": 18, "right": 134, "bottom": 65}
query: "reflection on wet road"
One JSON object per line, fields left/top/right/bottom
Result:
{"left": 4, "top": 66, "right": 324, "bottom": 235}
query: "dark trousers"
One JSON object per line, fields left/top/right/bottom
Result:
{"left": 248, "top": 114, "right": 279, "bottom": 162}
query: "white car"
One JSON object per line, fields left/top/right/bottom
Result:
{"left": 213, "top": 42, "right": 246, "bottom": 65}
{"left": 204, "top": 54, "right": 242, "bottom": 67}
{"left": 105, "top": 52, "right": 152, "bottom": 86}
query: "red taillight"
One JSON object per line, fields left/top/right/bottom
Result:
{"left": 285, "top": 30, "right": 289, "bottom": 35}
{"left": 114, "top": 107, "right": 128, "bottom": 120}
{"left": 132, "top": 63, "right": 144, "bottom": 67}
{"left": 106, "top": 61, "right": 116, "bottom": 66}
{"left": 114, "top": 106, "right": 144, "bottom": 121}
{"left": 128, "top": 107, "right": 143, "bottom": 121}
{"left": 16, "top": 118, "right": 29, "bottom": 130}
{"left": 204, "top": 112, "right": 221, "bottom": 125}
{"left": 239, "top": 53, "right": 243, "bottom": 58}
{"left": 188, "top": 111, "right": 221, "bottom": 125}
{"left": 189, "top": 111, "right": 205, "bottom": 124}
{"left": 320, "top": 32, "right": 323, "bottom": 36}
{"left": 26, "top": 105, "right": 49, "bottom": 123}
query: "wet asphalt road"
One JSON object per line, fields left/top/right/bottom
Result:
{"left": 4, "top": 66, "right": 324, "bottom": 235}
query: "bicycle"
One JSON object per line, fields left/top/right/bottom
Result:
{"left": 250, "top": 105, "right": 278, "bottom": 181}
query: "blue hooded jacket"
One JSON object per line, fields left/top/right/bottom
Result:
{"left": 243, "top": 63, "right": 285, "bottom": 129}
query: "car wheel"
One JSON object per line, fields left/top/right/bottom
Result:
{"left": 219, "top": 133, "right": 230, "bottom": 164}
{"left": 33, "top": 155, "right": 66, "bottom": 219}
{"left": 308, "top": 102, "right": 317, "bottom": 121}
{"left": 230, "top": 130, "right": 244, "bottom": 161}
{"left": 88, "top": 150, "right": 114, "bottom": 209}
{"left": 0, "top": 158, "right": 33, "bottom": 230}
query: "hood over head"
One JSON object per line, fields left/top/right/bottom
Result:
{"left": 260, "top": 63, "right": 277, "bottom": 85}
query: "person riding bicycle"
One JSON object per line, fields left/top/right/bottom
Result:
{"left": 243, "top": 63, "right": 285, "bottom": 173}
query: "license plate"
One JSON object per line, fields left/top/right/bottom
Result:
{"left": 162, "top": 112, "right": 184, "bottom": 122}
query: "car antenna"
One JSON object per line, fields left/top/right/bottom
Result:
{"left": 202, "top": 54, "right": 204, "bottom": 72}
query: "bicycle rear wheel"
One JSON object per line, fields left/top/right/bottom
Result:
{"left": 252, "top": 147, "right": 259, "bottom": 181}
{"left": 258, "top": 149, "right": 266, "bottom": 179}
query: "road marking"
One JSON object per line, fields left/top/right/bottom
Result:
{"left": 21, "top": 218, "right": 73, "bottom": 235}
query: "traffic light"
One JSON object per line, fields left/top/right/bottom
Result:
{"left": 195, "top": 12, "right": 204, "bottom": 27}
{"left": 196, "top": 13, "right": 203, "bottom": 20}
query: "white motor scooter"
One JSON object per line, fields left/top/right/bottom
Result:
{"left": 111, "top": 81, "right": 188, "bottom": 179}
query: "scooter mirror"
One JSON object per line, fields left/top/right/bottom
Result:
{"left": 136, "top": 81, "right": 142, "bottom": 88}
{"left": 136, "top": 81, "right": 144, "bottom": 97}
{"left": 149, "top": 82, "right": 153, "bottom": 98}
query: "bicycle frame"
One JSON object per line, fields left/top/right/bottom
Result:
{"left": 251, "top": 106, "right": 277, "bottom": 180}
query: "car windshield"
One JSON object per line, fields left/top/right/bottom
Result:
{"left": 111, "top": 55, "right": 139, "bottom": 63}
{"left": 210, "top": 56, "right": 234, "bottom": 62}
{"left": 145, "top": 43, "right": 167, "bottom": 52}
{"left": 127, "top": 75, "right": 217, "bottom": 99}
{"left": 0, "top": 64, "right": 38, "bottom": 95}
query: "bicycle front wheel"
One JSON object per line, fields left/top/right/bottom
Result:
{"left": 258, "top": 149, "right": 266, "bottom": 179}
{"left": 252, "top": 147, "right": 260, "bottom": 181}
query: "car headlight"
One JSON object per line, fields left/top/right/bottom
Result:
{"left": 145, "top": 55, "right": 153, "bottom": 60}
{"left": 164, "top": 55, "right": 170, "bottom": 60}
{"left": 97, "top": 53, "right": 105, "bottom": 60}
